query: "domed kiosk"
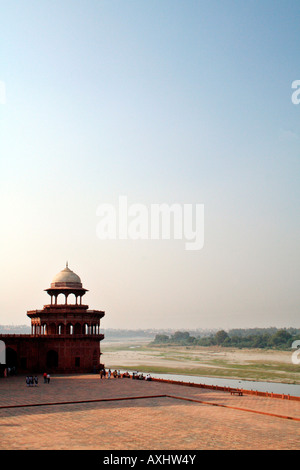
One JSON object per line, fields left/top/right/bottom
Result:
{"left": 1, "top": 264, "right": 105, "bottom": 374}
{"left": 45, "top": 262, "right": 88, "bottom": 307}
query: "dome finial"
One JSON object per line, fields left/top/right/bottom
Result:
{"left": 66, "top": 261, "right": 68, "bottom": 268}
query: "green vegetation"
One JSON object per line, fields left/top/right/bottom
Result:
{"left": 103, "top": 362, "right": 300, "bottom": 383}
{"left": 103, "top": 332, "right": 300, "bottom": 384}
{"left": 152, "top": 328, "right": 300, "bottom": 350}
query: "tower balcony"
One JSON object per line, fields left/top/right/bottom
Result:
{"left": 31, "top": 333, "right": 105, "bottom": 341}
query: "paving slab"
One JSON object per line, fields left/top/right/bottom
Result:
{"left": 0, "top": 374, "right": 299, "bottom": 450}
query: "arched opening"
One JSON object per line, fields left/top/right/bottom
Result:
{"left": 49, "top": 323, "right": 56, "bottom": 335}
{"left": 91, "top": 323, "right": 99, "bottom": 335}
{"left": 6, "top": 347, "right": 18, "bottom": 369}
{"left": 46, "top": 350, "right": 58, "bottom": 369}
{"left": 34, "top": 324, "right": 41, "bottom": 335}
{"left": 74, "top": 323, "right": 81, "bottom": 335}
{"left": 58, "top": 323, "right": 65, "bottom": 335}
{"left": 68, "top": 293, "right": 77, "bottom": 305}
{"left": 82, "top": 323, "right": 89, "bottom": 335}
{"left": 66, "top": 323, "right": 73, "bottom": 335}
{"left": 75, "top": 356, "right": 80, "bottom": 367}
{"left": 57, "top": 293, "right": 65, "bottom": 305}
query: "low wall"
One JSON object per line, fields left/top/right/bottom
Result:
{"left": 151, "top": 377, "right": 300, "bottom": 401}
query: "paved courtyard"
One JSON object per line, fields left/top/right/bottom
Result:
{"left": 0, "top": 374, "right": 299, "bottom": 450}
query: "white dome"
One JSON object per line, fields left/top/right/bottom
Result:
{"left": 51, "top": 264, "right": 82, "bottom": 288}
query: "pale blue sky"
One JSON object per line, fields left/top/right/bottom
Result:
{"left": 0, "top": 0, "right": 299, "bottom": 329}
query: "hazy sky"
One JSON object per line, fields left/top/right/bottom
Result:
{"left": 0, "top": 0, "right": 299, "bottom": 330}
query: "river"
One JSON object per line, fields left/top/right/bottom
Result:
{"left": 122, "top": 370, "right": 300, "bottom": 397}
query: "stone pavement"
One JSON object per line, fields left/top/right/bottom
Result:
{"left": 0, "top": 374, "right": 299, "bottom": 450}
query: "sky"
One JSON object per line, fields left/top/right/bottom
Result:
{"left": 0, "top": 0, "right": 299, "bottom": 330}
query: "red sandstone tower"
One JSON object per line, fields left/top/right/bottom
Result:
{"left": 0, "top": 264, "right": 105, "bottom": 374}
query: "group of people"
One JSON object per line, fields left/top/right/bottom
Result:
{"left": 99, "top": 368, "right": 151, "bottom": 381}
{"left": 132, "top": 371, "right": 152, "bottom": 381}
{"left": 25, "top": 375, "right": 39, "bottom": 386}
{"left": 99, "top": 368, "right": 122, "bottom": 379}
{"left": 25, "top": 369, "right": 152, "bottom": 385}
{"left": 26, "top": 372, "right": 50, "bottom": 386}
{"left": 3, "top": 367, "right": 17, "bottom": 377}
{"left": 43, "top": 372, "right": 51, "bottom": 383}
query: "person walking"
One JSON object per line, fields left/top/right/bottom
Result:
{"left": 47, "top": 373, "right": 50, "bottom": 384}
{"left": 43, "top": 372, "right": 47, "bottom": 383}
{"left": 108, "top": 369, "right": 111, "bottom": 379}
{"left": 34, "top": 376, "right": 38, "bottom": 386}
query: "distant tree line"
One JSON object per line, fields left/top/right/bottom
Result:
{"left": 103, "top": 329, "right": 155, "bottom": 338}
{"left": 152, "top": 328, "right": 300, "bottom": 350}
{"left": 0, "top": 324, "right": 31, "bottom": 334}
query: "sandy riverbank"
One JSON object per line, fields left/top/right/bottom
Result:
{"left": 101, "top": 342, "right": 299, "bottom": 383}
